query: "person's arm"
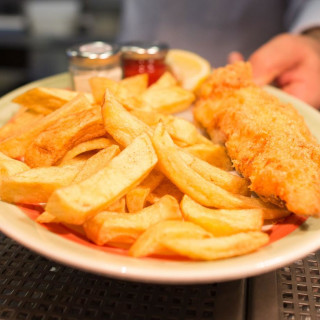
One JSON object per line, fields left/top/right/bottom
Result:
{"left": 229, "top": 1, "right": 320, "bottom": 109}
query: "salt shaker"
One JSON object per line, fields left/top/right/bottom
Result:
{"left": 66, "top": 41, "right": 122, "bottom": 92}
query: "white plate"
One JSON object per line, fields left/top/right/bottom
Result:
{"left": 0, "top": 73, "right": 320, "bottom": 284}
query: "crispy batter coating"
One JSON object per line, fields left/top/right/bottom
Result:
{"left": 194, "top": 62, "right": 320, "bottom": 216}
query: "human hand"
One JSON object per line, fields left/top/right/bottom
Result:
{"left": 228, "top": 33, "right": 320, "bottom": 109}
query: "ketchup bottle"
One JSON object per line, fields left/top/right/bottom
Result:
{"left": 121, "top": 42, "right": 169, "bottom": 86}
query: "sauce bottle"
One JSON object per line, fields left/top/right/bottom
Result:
{"left": 66, "top": 41, "right": 122, "bottom": 92}
{"left": 121, "top": 41, "right": 169, "bottom": 86}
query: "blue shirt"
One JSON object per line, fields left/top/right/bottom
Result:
{"left": 117, "top": 0, "right": 320, "bottom": 67}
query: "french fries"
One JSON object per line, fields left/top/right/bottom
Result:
{"left": 182, "top": 143, "right": 232, "bottom": 170}
{"left": 45, "top": 133, "right": 157, "bottom": 224}
{"left": 131, "top": 109, "right": 217, "bottom": 148}
{"left": 84, "top": 195, "right": 181, "bottom": 245}
{"left": 126, "top": 169, "right": 164, "bottom": 213}
{"left": 72, "top": 145, "right": 120, "bottom": 183}
{"left": 129, "top": 220, "right": 212, "bottom": 257}
{"left": 161, "top": 231, "right": 269, "bottom": 261}
{"left": 0, "top": 93, "right": 93, "bottom": 159}
{"left": 24, "top": 106, "right": 107, "bottom": 167}
{"left": 102, "top": 90, "right": 152, "bottom": 147}
{"left": 36, "top": 211, "right": 58, "bottom": 223}
{"left": 90, "top": 76, "right": 141, "bottom": 110}
{"left": 147, "top": 177, "right": 184, "bottom": 204}
{"left": 0, "top": 151, "right": 30, "bottom": 178}
{"left": 13, "top": 87, "right": 94, "bottom": 114}
{"left": 120, "top": 73, "right": 148, "bottom": 96}
{"left": 180, "top": 195, "right": 263, "bottom": 236}
{"left": 0, "top": 162, "right": 84, "bottom": 204}
{"left": 152, "top": 122, "right": 275, "bottom": 210}
{"left": 0, "top": 108, "right": 44, "bottom": 143}
{"left": 89, "top": 77, "right": 122, "bottom": 105}
{"left": 178, "top": 150, "right": 249, "bottom": 195}
{"left": 59, "top": 137, "right": 114, "bottom": 165}
{"left": 141, "top": 86, "right": 195, "bottom": 114}
{"left": 147, "top": 72, "right": 178, "bottom": 90}
{"left": 0, "top": 65, "right": 292, "bottom": 262}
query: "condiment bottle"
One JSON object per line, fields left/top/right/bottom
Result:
{"left": 121, "top": 41, "right": 169, "bottom": 86}
{"left": 66, "top": 41, "right": 122, "bottom": 92}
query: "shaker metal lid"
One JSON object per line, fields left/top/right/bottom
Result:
{"left": 66, "top": 41, "right": 121, "bottom": 66}
{"left": 121, "top": 41, "right": 169, "bottom": 60}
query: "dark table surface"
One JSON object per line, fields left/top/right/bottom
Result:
{"left": 0, "top": 232, "right": 319, "bottom": 320}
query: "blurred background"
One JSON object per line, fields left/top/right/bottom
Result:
{"left": 0, "top": 0, "right": 122, "bottom": 95}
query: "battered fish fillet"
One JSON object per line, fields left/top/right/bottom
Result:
{"left": 194, "top": 62, "right": 320, "bottom": 216}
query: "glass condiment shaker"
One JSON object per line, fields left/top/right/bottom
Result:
{"left": 121, "top": 41, "right": 169, "bottom": 86}
{"left": 66, "top": 41, "right": 122, "bottom": 92}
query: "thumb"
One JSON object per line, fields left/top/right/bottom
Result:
{"left": 249, "top": 35, "right": 302, "bottom": 86}
{"left": 228, "top": 51, "right": 244, "bottom": 63}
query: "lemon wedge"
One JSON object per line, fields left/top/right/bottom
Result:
{"left": 166, "top": 49, "right": 211, "bottom": 92}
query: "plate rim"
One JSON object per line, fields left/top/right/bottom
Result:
{"left": 0, "top": 74, "right": 320, "bottom": 284}
{"left": 1, "top": 201, "right": 320, "bottom": 284}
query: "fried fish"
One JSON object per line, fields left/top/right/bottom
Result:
{"left": 194, "top": 62, "right": 320, "bottom": 216}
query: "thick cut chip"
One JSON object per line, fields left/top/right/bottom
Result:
{"left": 262, "top": 209, "right": 291, "bottom": 220}
{"left": 126, "top": 170, "right": 164, "bottom": 213}
{"left": 0, "top": 108, "right": 44, "bottom": 143}
{"left": 162, "top": 231, "right": 269, "bottom": 260}
{"left": 181, "top": 195, "right": 263, "bottom": 236}
{"left": 152, "top": 123, "right": 280, "bottom": 210}
{"left": 183, "top": 143, "right": 232, "bottom": 170}
{"left": 90, "top": 77, "right": 121, "bottom": 105}
{"left": 1, "top": 162, "right": 83, "bottom": 204}
{"left": 120, "top": 74, "right": 148, "bottom": 96}
{"left": 0, "top": 94, "right": 93, "bottom": 160}
{"left": 105, "top": 197, "right": 127, "bottom": 213}
{"left": 84, "top": 195, "right": 181, "bottom": 245}
{"left": 131, "top": 109, "right": 212, "bottom": 148}
{"left": 0, "top": 152, "right": 30, "bottom": 189}
{"left": 147, "top": 178, "right": 183, "bottom": 204}
{"left": 161, "top": 116, "right": 210, "bottom": 147}
{"left": 36, "top": 211, "right": 58, "bottom": 223}
{"left": 141, "top": 86, "right": 195, "bottom": 114}
{"left": 126, "top": 188, "right": 150, "bottom": 213}
{"left": 59, "top": 152, "right": 95, "bottom": 166}
{"left": 59, "top": 137, "right": 114, "bottom": 165}
{"left": 13, "top": 87, "right": 94, "bottom": 114}
{"left": 102, "top": 90, "right": 152, "bottom": 147}
{"left": 129, "top": 109, "right": 162, "bottom": 127}
{"left": 0, "top": 151, "right": 30, "bottom": 177}
{"left": 39, "top": 191, "right": 127, "bottom": 217}
{"left": 147, "top": 72, "right": 178, "bottom": 90}
{"left": 178, "top": 150, "right": 249, "bottom": 195}
{"left": 24, "top": 106, "right": 106, "bottom": 167}
{"left": 45, "top": 133, "right": 158, "bottom": 225}
{"left": 129, "top": 220, "right": 212, "bottom": 258}
{"left": 36, "top": 211, "right": 86, "bottom": 236}
{"left": 72, "top": 145, "right": 120, "bottom": 183}
{"left": 90, "top": 77, "right": 141, "bottom": 110}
